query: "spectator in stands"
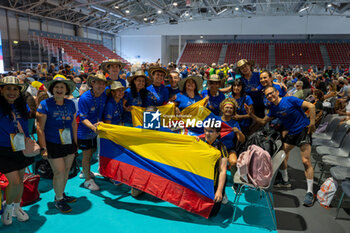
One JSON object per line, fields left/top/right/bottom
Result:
{"left": 103, "top": 81, "right": 125, "bottom": 125}
{"left": 36, "top": 75, "right": 77, "bottom": 213}
{"left": 174, "top": 75, "right": 203, "bottom": 111}
{"left": 179, "top": 65, "right": 188, "bottom": 79}
{"left": 123, "top": 70, "right": 156, "bottom": 126}
{"left": 166, "top": 71, "right": 181, "bottom": 101}
{"left": 36, "top": 63, "right": 42, "bottom": 75}
{"left": 0, "top": 76, "right": 33, "bottom": 225}
{"left": 101, "top": 59, "right": 127, "bottom": 87}
{"left": 48, "top": 63, "right": 56, "bottom": 75}
{"left": 167, "top": 62, "right": 177, "bottom": 72}
{"left": 230, "top": 79, "right": 253, "bottom": 135}
{"left": 141, "top": 63, "right": 149, "bottom": 77}
{"left": 201, "top": 74, "right": 225, "bottom": 116}
{"left": 246, "top": 86, "right": 316, "bottom": 207}
{"left": 324, "top": 83, "right": 337, "bottom": 100}
{"left": 42, "top": 63, "right": 48, "bottom": 75}
{"left": 293, "top": 81, "right": 304, "bottom": 99}
{"left": 77, "top": 74, "right": 111, "bottom": 191}
{"left": 147, "top": 66, "right": 169, "bottom": 106}
{"left": 219, "top": 98, "right": 245, "bottom": 192}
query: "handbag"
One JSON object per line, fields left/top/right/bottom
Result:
{"left": 12, "top": 112, "right": 41, "bottom": 157}
{"left": 21, "top": 168, "right": 41, "bottom": 206}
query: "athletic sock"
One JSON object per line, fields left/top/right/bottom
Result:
{"left": 279, "top": 169, "right": 288, "bottom": 182}
{"left": 13, "top": 203, "right": 20, "bottom": 211}
{"left": 307, "top": 179, "right": 313, "bottom": 194}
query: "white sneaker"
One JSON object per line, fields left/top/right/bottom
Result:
{"left": 84, "top": 179, "right": 100, "bottom": 191}
{"left": 12, "top": 206, "right": 29, "bottom": 222}
{"left": 222, "top": 193, "right": 228, "bottom": 204}
{"left": 1, "top": 204, "right": 13, "bottom": 226}
{"left": 79, "top": 171, "right": 95, "bottom": 179}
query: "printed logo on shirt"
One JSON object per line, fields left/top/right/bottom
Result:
{"left": 143, "top": 110, "right": 161, "bottom": 129}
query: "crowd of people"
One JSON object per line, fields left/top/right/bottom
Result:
{"left": 1, "top": 57, "right": 350, "bottom": 225}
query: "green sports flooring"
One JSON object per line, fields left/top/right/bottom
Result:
{"left": 0, "top": 156, "right": 277, "bottom": 233}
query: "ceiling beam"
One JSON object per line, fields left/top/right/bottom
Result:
{"left": 144, "top": 0, "right": 180, "bottom": 20}
{"left": 203, "top": 0, "right": 218, "bottom": 15}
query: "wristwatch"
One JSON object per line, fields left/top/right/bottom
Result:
{"left": 40, "top": 147, "right": 47, "bottom": 152}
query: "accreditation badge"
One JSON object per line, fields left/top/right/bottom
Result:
{"left": 59, "top": 128, "right": 72, "bottom": 145}
{"left": 10, "top": 133, "right": 25, "bottom": 152}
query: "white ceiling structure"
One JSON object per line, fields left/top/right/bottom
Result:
{"left": 1, "top": 0, "right": 350, "bottom": 34}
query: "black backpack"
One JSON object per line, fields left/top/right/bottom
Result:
{"left": 237, "top": 128, "right": 281, "bottom": 157}
{"left": 35, "top": 158, "right": 80, "bottom": 179}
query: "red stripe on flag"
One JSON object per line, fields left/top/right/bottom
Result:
{"left": 100, "top": 156, "right": 214, "bottom": 218}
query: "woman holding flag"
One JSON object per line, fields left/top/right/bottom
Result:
{"left": 174, "top": 75, "right": 203, "bottom": 111}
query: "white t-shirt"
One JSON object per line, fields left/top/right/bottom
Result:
{"left": 346, "top": 101, "right": 350, "bottom": 113}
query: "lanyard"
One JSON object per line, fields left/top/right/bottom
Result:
{"left": 55, "top": 99, "right": 69, "bottom": 129}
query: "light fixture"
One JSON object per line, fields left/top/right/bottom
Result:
{"left": 200, "top": 35, "right": 203, "bottom": 38}
{"left": 13, "top": 40, "right": 19, "bottom": 44}
{"left": 144, "top": 17, "right": 148, "bottom": 21}
{"left": 235, "top": 7, "right": 239, "bottom": 11}
{"left": 298, "top": 6, "right": 309, "bottom": 13}
{"left": 150, "top": 20, "right": 155, "bottom": 24}
{"left": 114, "top": 5, "right": 119, "bottom": 9}
{"left": 185, "top": 11, "right": 189, "bottom": 16}
{"left": 327, "top": 3, "right": 332, "bottom": 8}
{"left": 190, "top": 16, "right": 193, "bottom": 19}
{"left": 157, "top": 10, "right": 162, "bottom": 14}
{"left": 173, "top": 2, "right": 178, "bottom": 7}
{"left": 217, "top": 8, "right": 227, "bottom": 15}
{"left": 125, "top": 9, "right": 130, "bottom": 14}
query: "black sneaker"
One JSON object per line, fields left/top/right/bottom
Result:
{"left": 55, "top": 199, "right": 72, "bottom": 213}
{"left": 274, "top": 179, "right": 292, "bottom": 188}
{"left": 63, "top": 193, "right": 77, "bottom": 203}
{"left": 303, "top": 192, "right": 315, "bottom": 207}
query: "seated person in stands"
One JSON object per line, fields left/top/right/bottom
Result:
{"left": 292, "top": 81, "right": 304, "bottom": 99}
{"left": 324, "top": 83, "right": 337, "bottom": 100}
{"left": 245, "top": 86, "right": 316, "bottom": 207}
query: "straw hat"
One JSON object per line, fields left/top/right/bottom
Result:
{"left": 127, "top": 70, "right": 152, "bottom": 87}
{"left": 101, "top": 59, "right": 126, "bottom": 73}
{"left": 106, "top": 81, "right": 126, "bottom": 95}
{"left": 206, "top": 74, "right": 221, "bottom": 81}
{"left": 235, "top": 59, "right": 255, "bottom": 73}
{"left": 0, "top": 76, "right": 28, "bottom": 93}
{"left": 178, "top": 75, "right": 203, "bottom": 92}
{"left": 148, "top": 66, "right": 169, "bottom": 78}
{"left": 45, "top": 74, "right": 76, "bottom": 95}
{"left": 87, "top": 73, "right": 112, "bottom": 88}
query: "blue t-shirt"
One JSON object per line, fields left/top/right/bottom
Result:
{"left": 123, "top": 88, "right": 157, "bottom": 124}
{"left": 201, "top": 90, "right": 226, "bottom": 116}
{"left": 221, "top": 118, "right": 241, "bottom": 150}
{"left": 267, "top": 96, "right": 310, "bottom": 135}
{"left": 147, "top": 84, "right": 169, "bottom": 106}
{"left": 175, "top": 93, "right": 202, "bottom": 111}
{"left": 231, "top": 95, "right": 254, "bottom": 129}
{"left": 106, "top": 77, "right": 127, "bottom": 87}
{"left": 166, "top": 85, "right": 180, "bottom": 99}
{"left": 0, "top": 105, "right": 29, "bottom": 147}
{"left": 37, "top": 97, "right": 76, "bottom": 144}
{"left": 103, "top": 98, "right": 123, "bottom": 125}
{"left": 78, "top": 90, "right": 107, "bottom": 139}
{"left": 240, "top": 72, "right": 263, "bottom": 106}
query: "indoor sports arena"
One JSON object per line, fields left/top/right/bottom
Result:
{"left": 0, "top": 1, "right": 350, "bottom": 233}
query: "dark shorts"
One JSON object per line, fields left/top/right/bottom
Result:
{"left": 77, "top": 137, "right": 97, "bottom": 151}
{"left": 46, "top": 141, "right": 77, "bottom": 159}
{"left": 0, "top": 147, "right": 34, "bottom": 174}
{"left": 283, "top": 127, "right": 312, "bottom": 147}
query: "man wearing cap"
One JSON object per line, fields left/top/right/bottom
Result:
{"left": 104, "top": 81, "right": 125, "bottom": 125}
{"left": 77, "top": 74, "right": 111, "bottom": 191}
{"left": 147, "top": 66, "right": 169, "bottom": 106}
{"left": 101, "top": 59, "right": 127, "bottom": 87}
{"left": 201, "top": 74, "right": 226, "bottom": 116}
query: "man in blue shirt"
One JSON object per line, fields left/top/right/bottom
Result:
{"left": 101, "top": 59, "right": 127, "bottom": 87}
{"left": 246, "top": 86, "right": 316, "bottom": 207}
{"left": 166, "top": 71, "right": 181, "bottom": 101}
{"left": 77, "top": 74, "right": 111, "bottom": 191}
{"left": 147, "top": 66, "right": 169, "bottom": 106}
{"left": 201, "top": 74, "right": 226, "bottom": 116}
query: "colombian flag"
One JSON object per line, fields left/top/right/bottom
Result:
{"left": 98, "top": 123, "right": 221, "bottom": 218}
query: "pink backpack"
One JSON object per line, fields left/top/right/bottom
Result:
{"left": 237, "top": 145, "right": 272, "bottom": 187}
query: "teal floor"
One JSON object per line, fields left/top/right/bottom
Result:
{"left": 1, "top": 157, "right": 277, "bottom": 233}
